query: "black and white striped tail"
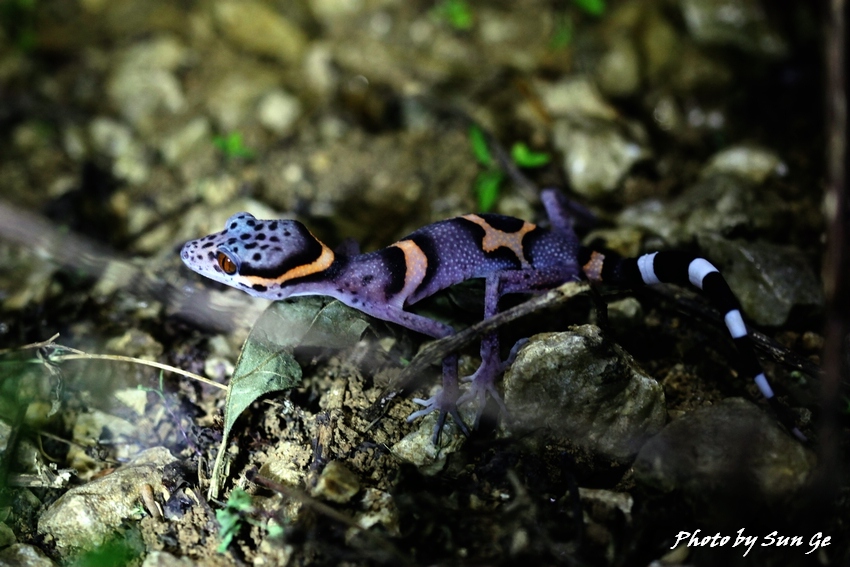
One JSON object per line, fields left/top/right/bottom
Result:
{"left": 587, "top": 249, "right": 806, "bottom": 442}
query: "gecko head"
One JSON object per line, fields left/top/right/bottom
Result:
{"left": 181, "top": 212, "right": 335, "bottom": 298}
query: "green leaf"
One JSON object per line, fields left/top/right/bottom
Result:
{"left": 213, "top": 133, "right": 255, "bottom": 159}
{"left": 573, "top": 0, "right": 605, "bottom": 16}
{"left": 433, "top": 0, "right": 473, "bottom": 30}
{"left": 475, "top": 169, "right": 504, "bottom": 212}
{"left": 209, "top": 298, "right": 370, "bottom": 498}
{"left": 511, "top": 142, "right": 551, "bottom": 168}
{"left": 468, "top": 125, "right": 493, "bottom": 167}
{"left": 550, "top": 14, "right": 574, "bottom": 50}
{"left": 217, "top": 489, "right": 254, "bottom": 553}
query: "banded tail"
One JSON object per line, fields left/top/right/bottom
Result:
{"left": 582, "top": 248, "right": 806, "bottom": 442}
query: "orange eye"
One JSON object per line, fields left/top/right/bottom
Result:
{"left": 217, "top": 252, "right": 237, "bottom": 275}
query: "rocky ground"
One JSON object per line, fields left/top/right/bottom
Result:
{"left": 0, "top": 1, "right": 841, "bottom": 566}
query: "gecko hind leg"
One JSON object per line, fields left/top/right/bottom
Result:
{"left": 456, "top": 334, "right": 529, "bottom": 428}
{"left": 407, "top": 353, "right": 471, "bottom": 443}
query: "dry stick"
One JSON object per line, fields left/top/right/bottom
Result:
{"left": 393, "top": 280, "right": 590, "bottom": 389}
{"left": 15, "top": 334, "right": 227, "bottom": 390}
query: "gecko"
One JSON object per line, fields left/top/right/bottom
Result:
{"left": 181, "top": 189, "right": 805, "bottom": 442}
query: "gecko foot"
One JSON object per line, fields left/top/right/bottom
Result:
{"left": 457, "top": 337, "right": 527, "bottom": 427}
{"left": 408, "top": 388, "right": 470, "bottom": 444}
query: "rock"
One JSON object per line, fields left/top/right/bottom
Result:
{"left": 257, "top": 89, "right": 302, "bottom": 136}
{"left": 205, "top": 66, "right": 281, "bottom": 132}
{"left": 536, "top": 76, "right": 618, "bottom": 121}
{"left": 38, "top": 447, "right": 177, "bottom": 551}
{"left": 106, "top": 36, "right": 187, "bottom": 135}
{"left": 634, "top": 398, "right": 814, "bottom": 524}
{"left": 0, "top": 544, "right": 55, "bottom": 567}
{"left": 617, "top": 173, "right": 788, "bottom": 245}
{"left": 311, "top": 461, "right": 360, "bottom": 504}
{"left": 0, "top": 522, "right": 15, "bottom": 547}
{"left": 502, "top": 326, "right": 666, "bottom": 460}
{"left": 701, "top": 145, "right": 787, "bottom": 184}
{"left": 88, "top": 117, "right": 150, "bottom": 185}
{"left": 595, "top": 37, "right": 641, "bottom": 98}
{"left": 697, "top": 233, "right": 825, "bottom": 326}
{"left": 212, "top": 0, "right": 307, "bottom": 66}
{"left": 680, "top": 0, "right": 787, "bottom": 56}
{"left": 552, "top": 116, "right": 651, "bottom": 200}
{"left": 141, "top": 551, "right": 195, "bottom": 567}
{"left": 391, "top": 401, "right": 475, "bottom": 475}
{"left": 159, "top": 117, "right": 212, "bottom": 167}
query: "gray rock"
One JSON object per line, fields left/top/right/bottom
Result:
{"left": 634, "top": 398, "right": 814, "bottom": 524}
{"left": 617, "top": 173, "right": 788, "bottom": 246}
{"left": 680, "top": 0, "right": 787, "bottom": 56}
{"left": 0, "top": 544, "right": 55, "bottom": 567}
{"left": 701, "top": 145, "right": 788, "bottom": 184}
{"left": 38, "top": 447, "right": 177, "bottom": 551}
{"left": 106, "top": 36, "right": 187, "bottom": 135}
{"left": 502, "top": 326, "right": 666, "bottom": 460}
{"left": 257, "top": 89, "right": 302, "bottom": 136}
{"left": 697, "top": 233, "right": 824, "bottom": 326}
{"left": 212, "top": 0, "right": 307, "bottom": 66}
{"left": 552, "top": 116, "right": 651, "bottom": 199}
{"left": 311, "top": 461, "right": 360, "bottom": 504}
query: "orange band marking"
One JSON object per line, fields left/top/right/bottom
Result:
{"left": 390, "top": 239, "right": 428, "bottom": 302}
{"left": 461, "top": 214, "right": 536, "bottom": 268}
{"left": 241, "top": 241, "right": 335, "bottom": 287}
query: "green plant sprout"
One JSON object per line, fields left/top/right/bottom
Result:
{"left": 213, "top": 133, "right": 255, "bottom": 160}
{"left": 432, "top": 0, "right": 473, "bottom": 31}
{"left": 217, "top": 488, "right": 254, "bottom": 552}
{"left": 468, "top": 126, "right": 551, "bottom": 212}
{"left": 217, "top": 488, "right": 283, "bottom": 552}
{"left": 573, "top": 0, "right": 606, "bottom": 17}
{"left": 549, "top": 13, "right": 574, "bottom": 50}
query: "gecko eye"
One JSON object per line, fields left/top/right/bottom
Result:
{"left": 217, "top": 251, "right": 238, "bottom": 275}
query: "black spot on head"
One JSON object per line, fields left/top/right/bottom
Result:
{"left": 269, "top": 221, "right": 278, "bottom": 231}
{"left": 202, "top": 242, "right": 215, "bottom": 249}
{"left": 261, "top": 244, "right": 269, "bottom": 250}
{"left": 256, "top": 233, "right": 266, "bottom": 240}
{"left": 239, "top": 223, "right": 327, "bottom": 279}
{"left": 361, "top": 275, "right": 374, "bottom": 286}
{"left": 252, "top": 283, "right": 267, "bottom": 292}
{"left": 227, "top": 238, "right": 237, "bottom": 244}
{"left": 246, "top": 219, "right": 255, "bottom": 227}
{"left": 253, "top": 253, "right": 261, "bottom": 261}
{"left": 255, "top": 223, "right": 265, "bottom": 231}
{"left": 230, "top": 222, "right": 237, "bottom": 229}
{"left": 245, "top": 242, "right": 258, "bottom": 250}
{"left": 479, "top": 214, "right": 527, "bottom": 233}
{"left": 240, "top": 233, "right": 251, "bottom": 240}
{"left": 269, "top": 236, "right": 280, "bottom": 242}
{"left": 273, "top": 246, "right": 282, "bottom": 252}
{"left": 283, "top": 231, "right": 291, "bottom": 237}
{"left": 207, "top": 251, "right": 215, "bottom": 260}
